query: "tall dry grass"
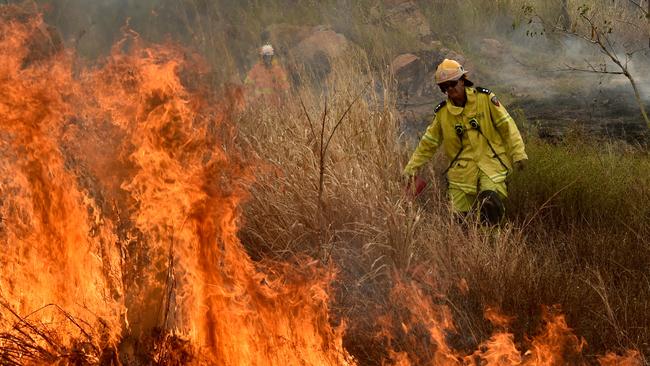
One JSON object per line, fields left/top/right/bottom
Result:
{"left": 235, "top": 51, "right": 650, "bottom": 364}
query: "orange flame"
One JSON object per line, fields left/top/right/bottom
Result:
{"left": 0, "top": 7, "right": 352, "bottom": 364}
{"left": 378, "top": 278, "right": 643, "bottom": 366}
{"left": 598, "top": 350, "right": 644, "bottom": 366}
{"left": 484, "top": 306, "right": 515, "bottom": 329}
{"left": 523, "top": 307, "right": 587, "bottom": 365}
{"left": 0, "top": 6, "right": 645, "bottom": 366}
{"left": 0, "top": 7, "right": 124, "bottom": 356}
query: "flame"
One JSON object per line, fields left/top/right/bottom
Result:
{"left": 0, "top": 7, "right": 352, "bottom": 364}
{"left": 0, "top": 6, "right": 645, "bottom": 366}
{"left": 474, "top": 333, "right": 523, "bottom": 366}
{"left": 523, "top": 307, "right": 587, "bottom": 365}
{"left": 598, "top": 350, "right": 644, "bottom": 366}
{"left": 377, "top": 279, "right": 643, "bottom": 366}
{"left": 484, "top": 306, "right": 515, "bottom": 329}
{"left": 0, "top": 7, "right": 124, "bottom": 358}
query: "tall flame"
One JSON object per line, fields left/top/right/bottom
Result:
{"left": 0, "top": 6, "right": 352, "bottom": 364}
{"left": 0, "top": 8, "right": 124, "bottom": 359}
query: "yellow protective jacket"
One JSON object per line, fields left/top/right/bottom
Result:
{"left": 403, "top": 87, "right": 527, "bottom": 194}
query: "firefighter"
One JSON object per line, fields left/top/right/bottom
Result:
{"left": 403, "top": 59, "right": 528, "bottom": 225}
{"left": 244, "top": 44, "right": 290, "bottom": 106}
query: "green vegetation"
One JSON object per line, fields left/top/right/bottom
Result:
{"left": 509, "top": 136, "right": 650, "bottom": 231}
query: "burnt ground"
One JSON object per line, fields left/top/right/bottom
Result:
{"left": 512, "top": 85, "right": 649, "bottom": 144}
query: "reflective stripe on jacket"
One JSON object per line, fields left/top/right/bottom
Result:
{"left": 403, "top": 87, "right": 527, "bottom": 193}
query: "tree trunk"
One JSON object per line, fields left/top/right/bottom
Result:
{"left": 561, "top": 0, "right": 571, "bottom": 30}
{"left": 626, "top": 72, "right": 650, "bottom": 129}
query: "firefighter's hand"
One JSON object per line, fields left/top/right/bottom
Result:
{"left": 403, "top": 175, "right": 426, "bottom": 198}
{"left": 514, "top": 159, "right": 527, "bottom": 171}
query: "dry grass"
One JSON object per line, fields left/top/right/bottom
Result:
{"left": 236, "top": 52, "right": 650, "bottom": 365}
{"left": 5, "top": 1, "right": 650, "bottom": 363}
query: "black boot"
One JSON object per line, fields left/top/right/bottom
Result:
{"left": 476, "top": 190, "right": 505, "bottom": 226}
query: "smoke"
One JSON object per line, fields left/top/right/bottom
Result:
{"left": 457, "top": 3, "right": 650, "bottom": 137}
{"left": 629, "top": 54, "right": 650, "bottom": 104}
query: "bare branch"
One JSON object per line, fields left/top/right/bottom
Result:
{"left": 0, "top": 300, "right": 59, "bottom": 352}
{"left": 299, "top": 95, "right": 317, "bottom": 143}
{"left": 626, "top": 46, "right": 648, "bottom": 56}
{"left": 613, "top": 18, "right": 643, "bottom": 30}
{"left": 529, "top": 4, "right": 650, "bottom": 128}
{"left": 47, "top": 304, "right": 97, "bottom": 351}
{"left": 557, "top": 65, "right": 624, "bottom": 75}
{"left": 627, "top": 0, "right": 648, "bottom": 15}
{"left": 317, "top": 98, "right": 328, "bottom": 208}
{"left": 323, "top": 81, "right": 371, "bottom": 154}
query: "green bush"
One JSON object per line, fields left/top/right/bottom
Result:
{"left": 508, "top": 136, "right": 650, "bottom": 233}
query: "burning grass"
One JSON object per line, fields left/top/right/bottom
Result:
{"left": 0, "top": 7, "right": 352, "bottom": 365}
{"left": 1, "top": 3, "right": 649, "bottom": 365}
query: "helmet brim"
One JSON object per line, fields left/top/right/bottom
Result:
{"left": 435, "top": 70, "right": 469, "bottom": 85}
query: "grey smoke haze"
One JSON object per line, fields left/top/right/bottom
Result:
{"left": 24, "top": 0, "right": 650, "bottom": 114}
{"left": 37, "top": 0, "right": 365, "bottom": 74}
{"left": 479, "top": 11, "right": 650, "bottom": 125}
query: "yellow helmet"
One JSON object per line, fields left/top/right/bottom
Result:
{"left": 434, "top": 59, "right": 469, "bottom": 84}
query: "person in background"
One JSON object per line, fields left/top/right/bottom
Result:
{"left": 403, "top": 59, "right": 528, "bottom": 225}
{"left": 244, "top": 44, "right": 290, "bottom": 107}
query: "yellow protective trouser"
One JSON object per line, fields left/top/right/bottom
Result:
{"left": 447, "top": 170, "right": 507, "bottom": 213}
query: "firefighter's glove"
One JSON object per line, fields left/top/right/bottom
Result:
{"left": 403, "top": 175, "right": 427, "bottom": 199}
{"left": 514, "top": 159, "right": 527, "bottom": 172}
